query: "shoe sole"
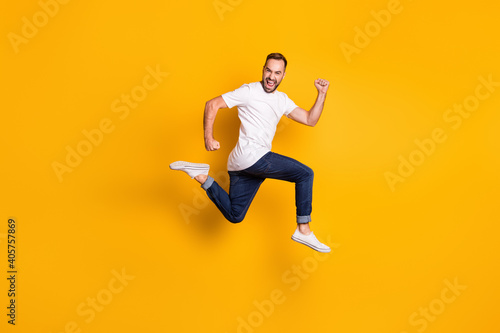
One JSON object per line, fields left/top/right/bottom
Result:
{"left": 291, "top": 235, "right": 331, "bottom": 253}
{"left": 169, "top": 161, "right": 210, "bottom": 170}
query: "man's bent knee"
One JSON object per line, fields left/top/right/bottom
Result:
{"left": 304, "top": 166, "right": 314, "bottom": 180}
{"left": 227, "top": 216, "right": 244, "bottom": 224}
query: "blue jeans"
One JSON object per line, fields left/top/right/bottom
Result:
{"left": 201, "top": 152, "right": 314, "bottom": 224}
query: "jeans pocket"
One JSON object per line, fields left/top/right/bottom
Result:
{"left": 245, "top": 160, "right": 269, "bottom": 176}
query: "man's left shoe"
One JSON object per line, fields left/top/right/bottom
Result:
{"left": 291, "top": 228, "right": 331, "bottom": 253}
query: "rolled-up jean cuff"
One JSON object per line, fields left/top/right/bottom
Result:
{"left": 297, "top": 215, "right": 311, "bottom": 223}
{"left": 201, "top": 176, "right": 214, "bottom": 191}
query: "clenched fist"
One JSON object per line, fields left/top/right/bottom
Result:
{"left": 314, "top": 78, "right": 330, "bottom": 94}
{"left": 205, "top": 137, "right": 220, "bottom": 151}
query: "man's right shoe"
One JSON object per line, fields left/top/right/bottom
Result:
{"left": 170, "top": 161, "right": 210, "bottom": 179}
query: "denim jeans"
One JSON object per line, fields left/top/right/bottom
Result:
{"left": 201, "top": 152, "right": 314, "bottom": 224}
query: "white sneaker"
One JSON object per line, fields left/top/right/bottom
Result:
{"left": 170, "top": 161, "right": 210, "bottom": 179}
{"left": 291, "top": 228, "right": 331, "bottom": 253}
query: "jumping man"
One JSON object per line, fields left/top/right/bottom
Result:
{"left": 170, "top": 53, "right": 331, "bottom": 252}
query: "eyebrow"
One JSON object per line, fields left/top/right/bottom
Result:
{"left": 265, "top": 67, "right": 282, "bottom": 74}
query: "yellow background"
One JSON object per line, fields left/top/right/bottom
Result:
{"left": 1, "top": 0, "right": 499, "bottom": 332}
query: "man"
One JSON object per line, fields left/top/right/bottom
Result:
{"left": 170, "top": 53, "right": 331, "bottom": 252}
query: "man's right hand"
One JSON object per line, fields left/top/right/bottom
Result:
{"left": 205, "top": 137, "right": 220, "bottom": 151}
{"left": 203, "top": 96, "right": 227, "bottom": 152}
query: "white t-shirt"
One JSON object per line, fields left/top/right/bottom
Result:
{"left": 221, "top": 82, "right": 298, "bottom": 171}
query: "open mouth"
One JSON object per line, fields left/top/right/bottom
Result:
{"left": 265, "top": 79, "right": 276, "bottom": 89}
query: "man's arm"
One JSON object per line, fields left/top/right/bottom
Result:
{"left": 287, "top": 78, "right": 330, "bottom": 127}
{"left": 204, "top": 95, "right": 228, "bottom": 151}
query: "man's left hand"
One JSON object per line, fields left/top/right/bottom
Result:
{"left": 314, "top": 78, "right": 330, "bottom": 94}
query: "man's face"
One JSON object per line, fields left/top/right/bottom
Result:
{"left": 261, "top": 59, "right": 286, "bottom": 93}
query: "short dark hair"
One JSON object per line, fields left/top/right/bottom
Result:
{"left": 265, "top": 53, "right": 287, "bottom": 69}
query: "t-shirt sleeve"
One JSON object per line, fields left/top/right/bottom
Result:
{"left": 221, "top": 84, "right": 250, "bottom": 109}
{"left": 283, "top": 93, "right": 298, "bottom": 116}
